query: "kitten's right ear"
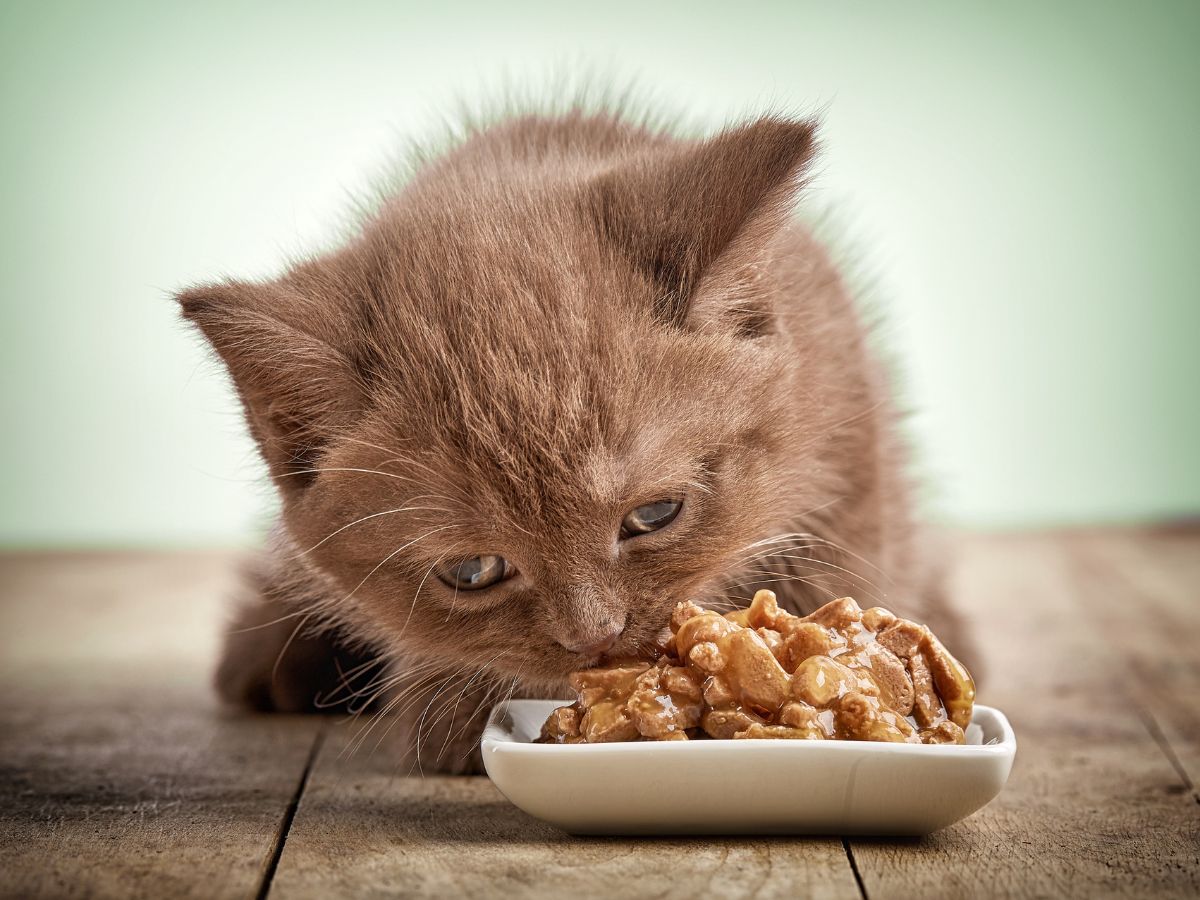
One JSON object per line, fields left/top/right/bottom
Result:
{"left": 590, "top": 116, "right": 818, "bottom": 335}
{"left": 177, "top": 280, "right": 364, "bottom": 489}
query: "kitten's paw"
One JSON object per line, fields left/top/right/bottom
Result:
{"left": 214, "top": 598, "right": 378, "bottom": 714}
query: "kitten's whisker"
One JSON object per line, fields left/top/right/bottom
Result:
{"left": 292, "top": 500, "right": 454, "bottom": 558}
{"left": 443, "top": 575, "right": 463, "bottom": 624}
{"left": 313, "top": 654, "right": 405, "bottom": 710}
{"left": 735, "top": 531, "right": 816, "bottom": 553}
{"left": 736, "top": 570, "right": 840, "bottom": 601}
{"left": 445, "top": 678, "right": 505, "bottom": 760}
{"left": 375, "top": 454, "right": 458, "bottom": 487}
{"left": 822, "top": 398, "right": 889, "bottom": 438}
{"left": 792, "top": 532, "right": 892, "bottom": 582}
{"left": 454, "top": 671, "right": 522, "bottom": 768}
{"left": 374, "top": 654, "right": 487, "bottom": 754}
{"left": 332, "top": 435, "right": 407, "bottom": 458}
{"left": 729, "top": 541, "right": 823, "bottom": 569}
{"left": 274, "top": 466, "right": 419, "bottom": 483}
{"left": 449, "top": 666, "right": 525, "bottom": 768}
{"left": 397, "top": 555, "right": 447, "bottom": 642}
{"left": 727, "top": 534, "right": 820, "bottom": 564}
{"left": 339, "top": 671, "right": 414, "bottom": 739}
{"left": 228, "top": 607, "right": 311, "bottom": 635}
{"left": 337, "top": 524, "right": 463, "bottom": 608}
{"left": 433, "top": 651, "right": 510, "bottom": 762}
{"left": 794, "top": 495, "right": 845, "bottom": 520}
{"left": 734, "top": 564, "right": 840, "bottom": 585}
{"left": 343, "top": 663, "right": 446, "bottom": 727}
{"left": 725, "top": 528, "right": 889, "bottom": 604}
{"left": 337, "top": 658, "right": 449, "bottom": 735}
{"left": 269, "top": 610, "right": 316, "bottom": 686}
{"left": 345, "top": 665, "right": 459, "bottom": 761}
{"left": 738, "top": 563, "right": 883, "bottom": 608}
{"left": 765, "top": 553, "right": 886, "bottom": 602}
{"left": 313, "top": 654, "right": 387, "bottom": 709}
{"left": 337, "top": 671, "right": 406, "bottom": 719}
{"left": 410, "top": 667, "right": 478, "bottom": 773}
{"left": 722, "top": 540, "right": 825, "bottom": 576}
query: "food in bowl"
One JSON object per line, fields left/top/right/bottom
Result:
{"left": 537, "top": 590, "right": 975, "bottom": 745}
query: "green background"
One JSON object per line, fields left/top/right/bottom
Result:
{"left": 1, "top": 1, "right": 1197, "bottom": 547}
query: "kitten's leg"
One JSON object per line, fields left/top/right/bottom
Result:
{"left": 214, "top": 558, "right": 381, "bottom": 714}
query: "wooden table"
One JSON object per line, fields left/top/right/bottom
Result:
{"left": 1, "top": 529, "right": 1197, "bottom": 899}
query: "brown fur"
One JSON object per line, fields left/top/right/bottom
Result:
{"left": 180, "top": 107, "right": 970, "bottom": 773}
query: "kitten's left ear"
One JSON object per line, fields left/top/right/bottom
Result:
{"left": 589, "top": 116, "right": 818, "bottom": 336}
{"left": 177, "top": 278, "right": 365, "bottom": 491}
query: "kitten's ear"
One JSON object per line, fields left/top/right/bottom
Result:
{"left": 177, "top": 280, "right": 364, "bottom": 489}
{"left": 591, "top": 116, "right": 817, "bottom": 335}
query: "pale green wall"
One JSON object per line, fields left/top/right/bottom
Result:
{"left": 1, "top": 1, "right": 1197, "bottom": 546}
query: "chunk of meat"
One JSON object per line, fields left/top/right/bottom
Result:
{"left": 791, "top": 655, "right": 860, "bottom": 707}
{"left": 702, "top": 706, "right": 765, "bottom": 740}
{"left": 734, "top": 723, "right": 823, "bottom": 740}
{"left": 627, "top": 664, "right": 704, "bottom": 739}
{"left": 535, "top": 703, "right": 583, "bottom": 744}
{"left": 568, "top": 663, "right": 649, "bottom": 743}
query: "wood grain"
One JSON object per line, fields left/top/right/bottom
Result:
{"left": 847, "top": 533, "right": 1200, "bottom": 899}
{"left": 1069, "top": 527, "right": 1200, "bottom": 791}
{"left": 0, "top": 552, "right": 322, "bottom": 900}
{"left": 269, "top": 751, "right": 861, "bottom": 900}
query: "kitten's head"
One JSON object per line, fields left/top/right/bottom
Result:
{"left": 181, "top": 115, "right": 825, "bottom": 689}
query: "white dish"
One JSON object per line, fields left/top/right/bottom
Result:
{"left": 481, "top": 699, "right": 1015, "bottom": 836}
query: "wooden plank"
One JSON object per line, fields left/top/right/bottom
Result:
{"left": 1068, "top": 527, "right": 1200, "bottom": 791}
{"left": 271, "top": 715, "right": 861, "bottom": 899}
{"left": 4, "top": 533, "right": 1197, "bottom": 899}
{"left": 848, "top": 533, "right": 1200, "bottom": 899}
{"left": 0, "top": 552, "right": 322, "bottom": 900}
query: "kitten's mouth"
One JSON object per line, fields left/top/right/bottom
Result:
{"left": 580, "top": 652, "right": 642, "bottom": 670}
{"left": 576, "top": 615, "right": 669, "bottom": 670}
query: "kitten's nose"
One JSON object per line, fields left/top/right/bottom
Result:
{"left": 561, "top": 623, "right": 624, "bottom": 658}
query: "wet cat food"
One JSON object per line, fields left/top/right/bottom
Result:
{"left": 537, "top": 591, "right": 975, "bottom": 745}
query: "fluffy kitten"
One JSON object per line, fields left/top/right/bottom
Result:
{"left": 180, "top": 106, "right": 968, "bottom": 773}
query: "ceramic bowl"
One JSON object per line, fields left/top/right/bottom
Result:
{"left": 481, "top": 699, "right": 1016, "bottom": 835}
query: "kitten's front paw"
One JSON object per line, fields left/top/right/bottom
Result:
{"left": 215, "top": 598, "right": 378, "bottom": 714}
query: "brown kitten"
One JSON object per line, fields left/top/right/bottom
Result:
{"left": 180, "top": 107, "right": 970, "bottom": 773}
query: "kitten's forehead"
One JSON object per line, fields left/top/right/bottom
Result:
{"left": 582, "top": 446, "right": 623, "bottom": 505}
{"left": 362, "top": 332, "right": 721, "bottom": 534}
{"left": 581, "top": 433, "right": 687, "bottom": 505}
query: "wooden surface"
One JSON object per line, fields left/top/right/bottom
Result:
{"left": 1, "top": 530, "right": 1197, "bottom": 899}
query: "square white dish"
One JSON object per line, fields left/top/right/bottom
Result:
{"left": 481, "top": 699, "right": 1015, "bottom": 836}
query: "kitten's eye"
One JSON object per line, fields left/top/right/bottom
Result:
{"left": 620, "top": 498, "right": 683, "bottom": 539}
{"left": 436, "top": 555, "right": 513, "bottom": 590}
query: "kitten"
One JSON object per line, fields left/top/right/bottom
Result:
{"left": 180, "top": 106, "right": 970, "bottom": 773}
